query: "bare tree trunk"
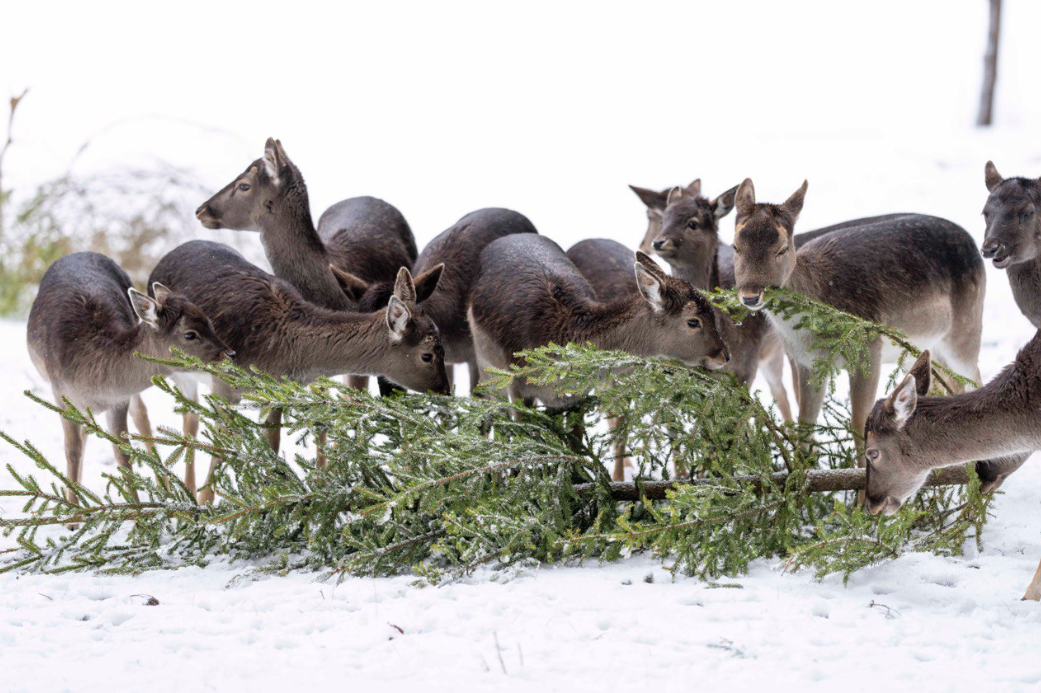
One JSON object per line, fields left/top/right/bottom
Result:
{"left": 0, "top": 89, "right": 29, "bottom": 244}
{"left": 977, "top": 0, "right": 1002, "bottom": 127}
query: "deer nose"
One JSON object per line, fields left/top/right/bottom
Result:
{"left": 741, "top": 293, "right": 762, "bottom": 307}
{"left": 195, "top": 204, "right": 208, "bottom": 219}
{"left": 720, "top": 348, "right": 731, "bottom": 363}
{"left": 223, "top": 349, "right": 236, "bottom": 360}
{"left": 980, "top": 240, "right": 1001, "bottom": 259}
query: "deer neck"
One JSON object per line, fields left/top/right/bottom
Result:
{"left": 1007, "top": 256, "right": 1041, "bottom": 329}
{"left": 670, "top": 249, "right": 719, "bottom": 292}
{"left": 568, "top": 298, "right": 658, "bottom": 355}
{"left": 283, "top": 307, "right": 390, "bottom": 379}
{"left": 259, "top": 198, "right": 353, "bottom": 312}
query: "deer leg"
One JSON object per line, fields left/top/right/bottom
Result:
{"left": 1024, "top": 554, "right": 1041, "bottom": 602}
{"left": 789, "top": 356, "right": 801, "bottom": 409}
{"left": 61, "top": 416, "right": 86, "bottom": 509}
{"left": 796, "top": 364, "right": 828, "bottom": 455}
{"left": 198, "top": 381, "right": 241, "bottom": 505}
{"left": 346, "top": 375, "right": 369, "bottom": 392}
{"left": 129, "top": 394, "right": 156, "bottom": 456}
{"left": 468, "top": 360, "right": 481, "bottom": 395}
{"left": 106, "top": 403, "right": 141, "bottom": 503}
{"left": 760, "top": 345, "right": 794, "bottom": 422}
{"left": 263, "top": 407, "right": 282, "bottom": 453}
{"left": 848, "top": 341, "right": 883, "bottom": 459}
{"left": 608, "top": 415, "right": 632, "bottom": 482}
{"left": 183, "top": 410, "right": 199, "bottom": 498}
{"left": 316, "top": 429, "right": 328, "bottom": 469}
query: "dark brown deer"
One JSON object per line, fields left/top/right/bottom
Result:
{"left": 149, "top": 240, "right": 450, "bottom": 501}
{"left": 863, "top": 348, "right": 1035, "bottom": 598}
{"left": 468, "top": 234, "right": 729, "bottom": 411}
{"left": 195, "top": 138, "right": 418, "bottom": 394}
{"left": 27, "top": 252, "right": 233, "bottom": 505}
{"left": 566, "top": 238, "right": 640, "bottom": 480}
{"left": 730, "top": 178, "right": 989, "bottom": 461}
{"left": 981, "top": 161, "right": 1041, "bottom": 327}
{"left": 345, "top": 208, "right": 538, "bottom": 392}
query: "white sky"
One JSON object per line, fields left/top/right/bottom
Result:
{"left": 2, "top": 0, "right": 1039, "bottom": 248}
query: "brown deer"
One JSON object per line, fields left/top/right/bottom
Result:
{"left": 863, "top": 348, "right": 1035, "bottom": 598}
{"left": 195, "top": 138, "right": 418, "bottom": 395}
{"left": 27, "top": 252, "right": 233, "bottom": 505}
{"left": 346, "top": 208, "right": 539, "bottom": 393}
{"left": 981, "top": 161, "right": 1041, "bottom": 327}
{"left": 468, "top": 234, "right": 729, "bottom": 412}
{"left": 730, "top": 178, "right": 988, "bottom": 459}
{"left": 149, "top": 240, "right": 450, "bottom": 502}
{"left": 566, "top": 238, "right": 641, "bottom": 480}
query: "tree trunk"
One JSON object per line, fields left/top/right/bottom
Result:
{"left": 977, "top": 0, "right": 1002, "bottom": 127}
{"left": 581, "top": 466, "right": 970, "bottom": 501}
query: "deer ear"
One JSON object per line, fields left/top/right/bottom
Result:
{"left": 908, "top": 350, "right": 932, "bottom": 396}
{"left": 634, "top": 253, "right": 669, "bottom": 313}
{"left": 711, "top": 185, "right": 739, "bottom": 219}
{"left": 783, "top": 180, "right": 809, "bottom": 221}
{"left": 629, "top": 185, "right": 669, "bottom": 211}
{"left": 984, "top": 160, "right": 1004, "bottom": 192}
{"left": 393, "top": 267, "right": 417, "bottom": 304}
{"left": 886, "top": 374, "right": 918, "bottom": 430}
{"left": 128, "top": 288, "right": 159, "bottom": 329}
{"left": 665, "top": 186, "right": 684, "bottom": 207}
{"left": 735, "top": 178, "right": 756, "bottom": 218}
{"left": 151, "top": 282, "right": 172, "bottom": 307}
{"left": 329, "top": 265, "right": 369, "bottom": 302}
{"left": 263, "top": 137, "right": 282, "bottom": 184}
{"left": 412, "top": 263, "right": 444, "bottom": 303}
{"left": 386, "top": 295, "right": 412, "bottom": 340}
{"left": 684, "top": 178, "right": 702, "bottom": 197}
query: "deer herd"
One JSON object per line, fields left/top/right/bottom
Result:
{"left": 23, "top": 139, "right": 1041, "bottom": 600}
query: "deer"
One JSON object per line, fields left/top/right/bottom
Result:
{"left": 729, "top": 179, "right": 1000, "bottom": 464}
{"left": 344, "top": 207, "right": 539, "bottom": 393}
{"left": 27, "top": 252, "right": 233, "bottom": 506}
{"left": 468, "top": 234, "right": 729, "bottom": 419}
{"left": 981, "top": 161, "right": 1041, "bottom": 328}
{"left": 195, "top": 138, "right": 418, "bottom": 395}
{"left": 863, "top": 348, "right": 1035, "bottom": 598}
{"left": 149, "top": 240, "right": 450, "bottom": 502}
{"left": 635, "top": 178, "right": 915, "bottom": 422}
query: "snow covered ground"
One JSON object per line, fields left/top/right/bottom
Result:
{"left": 6, "top": 2, "right": 1041, "bottom": 691}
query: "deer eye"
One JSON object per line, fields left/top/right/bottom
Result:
{"left": 184, "top": 331, "right": 198, "bottom": 341}
{"left": 686, "top": 219, "right": 699, "bottom": 230}
{"left": 776, "top": 246, "right": 789, "bottom": 257}
{"left": 687, "top": 318, "right": 702, "bottom": 329}
{"left": 866, "top": 448, "right": 879, "bottom": 460}
{"left": 238, "top": 183, "right": 251, "bottom": 192}
{"left": 421, "top": 353, "right": 433, "bottom": 363}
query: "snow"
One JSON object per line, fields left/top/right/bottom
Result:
{"left": 6, "top": 2, "right": 1041, "bottom": 691}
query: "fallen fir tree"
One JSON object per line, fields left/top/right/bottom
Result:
{"left": 0, "top": 289, "right": 991, "bottom": 583}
